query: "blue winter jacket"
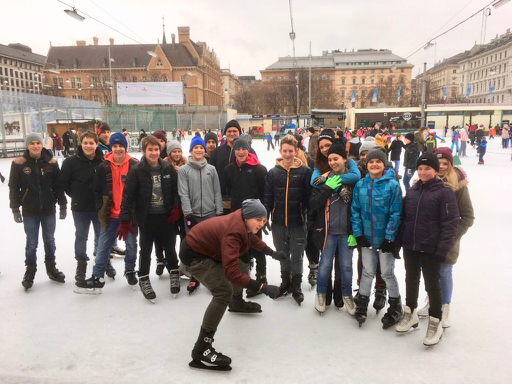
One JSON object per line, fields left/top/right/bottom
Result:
{"left": 350, "top": 168, "right": 402, "bottom": 248}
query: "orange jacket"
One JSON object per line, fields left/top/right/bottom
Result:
{"left": 105, "top": 152, "right": 133, "bottom": 219}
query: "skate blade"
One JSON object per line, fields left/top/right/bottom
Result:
{"left": 396, "top": 324, "right": 420, "bottom": 334}
{"left": 423, "top": 334, "right": 443, "bottom": 347}
{"left": 73, "top": 287, "right": 102, "bottom": 295}
{"left": 146, "top": 299, "right": 156, "bottom": 304}
{"left": 228, "top": 309, "right": 263, "bottom": 314}
{"left": 49, "top": 278, "right": 66, "bottom": 284}
{"left": 189, "top": 360, "right": 232, "bottom": 371}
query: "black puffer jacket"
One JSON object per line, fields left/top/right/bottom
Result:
{"left": 224, "top": 153, "right": 267, "bottom": 211}
{"left": 119, "top": 157, "right": 180, "bottom": 227}
{"left": 60, "top": 146, "right": 104, "bottom": 212}
{"left": 9, "top": 148, "right": 66, "bottom": 216}
{"left": 263, "top": 158, "right": 312, "bottom": 227}
{"left": 398, "top": 177, "right": 459, "bottom": 259}
{"left": 403, "top": 141, "right": 419, "bottom": 169}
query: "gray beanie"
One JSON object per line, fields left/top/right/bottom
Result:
{"left": 242, "top": 199, "right": 267, "bottom": 219}
{"left": 25, "top": 132, "right": 44, "bottom": 147}
{"left": 365, "top": 147, "right": 387, "bottom": 165}
{"left": 167, "top": 140, "right": 182, "bottom": 154}
{"left": 359, "top": 136, "right": 377, "bottom": 155}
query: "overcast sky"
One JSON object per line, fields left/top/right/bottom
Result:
{"left": 1, "top": 0, "right": 511, "bottom": 78}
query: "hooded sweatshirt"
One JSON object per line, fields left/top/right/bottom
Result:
{"left": 105, "top": 152, "right": 133, "bottom": 218}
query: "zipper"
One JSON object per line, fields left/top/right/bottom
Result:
{"left": 413, "top": 184, "right": 425, "bottom": 251}
{"left": 36, "top": 159, "right": 43, "bottom": 212}
{"left": 200, "top": 167, "right": 203, "bottom": 217}
{"left": 285, "top": 168, "right": 290, "bottom": 227}
{"left": 370, "top": 179, "right": 374, "bottom": 246}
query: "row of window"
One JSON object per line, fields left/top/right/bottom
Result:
{"left": 470, "top": 77, "right": 507, "bottom": 94}
{"left": 0, "top": 67, "right": 41, "bottom": 82}
{"left": 469, "top": 50, "right": 508, "bottom": 69}
{"left": 49, "top": 74, "right": 172, "bottom": 89}
{"left": 0, "top": 58, "right": 41, "bottom": 71}
{"left": 338, "top": 68, "right": 405, "bottom": 74}
{"left": 471, "top": 94, "right": 507, "bottom": 103}
{"left": 470, "top": 63, "right": 508, "bottom": 81}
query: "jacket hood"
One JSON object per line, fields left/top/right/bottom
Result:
{"left": 187, "top": 156, "right": 208, "bottom": 169}
{"left": 365, "top": 167, "right": 396, "bottom": 183}
{"left": 275, "top": 157, "right": 302, "bottom": 169}
{"left": 23, "top": 147, "right": 53, "bottom": 162}
{"left": 237, "top": 152, "right": 260, "bottom": 167}
{"left": 412, "top": 176, "right": 444, "bottom": 191}
{"left": 349, "top": 137, "right": 360, "bottom": 144}
{"left": 105, "top": 151, "right": 132, "bottom": 166}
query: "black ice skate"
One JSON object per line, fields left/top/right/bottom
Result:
{"left": 124, "top": 270, "right": 138, "bottom": 287}
{"left": 74, "top": 275, "right": 104, "bottom": 295}
{"left": 139, "top": 275, "right": 156, "bottom": 303}
{"left": 276, "top": 271, "right": 291, "bottom": 298}
{"left": 382, "top": 296, "right": 404, "bottom": 330}
{"left": 373, "top": 287, "right": 387, "bottom": 313}
{"left": 307, "top": 263, "right": 318, "bottom": 289}
{"left": 105, "top": 260, "right": 116, "bottom": 280}
{"left": 246, "top": 273, "right": 266, "bottom": 298}
{"left": 355, "top": 295, "right": 370, "bottom": 328}
{"left": 110, "top": 246, "right": 125, "bottom": 257}
{"left": 187, "top": 277, "right": 200, "bottom": 295}
{"left": 190, "top": 328, "right": 232, "bottom": 371}
{"left": 75, "top": 260, "right": 87, "bottom": 284}
{"left": 45, "top": 262, "right": 65, "bottom": 283}
{"left": 155, "top": 260, "right": 166, "bottom": 277}
{"left": 228, "top": 295, "right": 262, "bottom": 313}
{"left": 22, "top": 265, "right": 37, "bottom": 291}
{"left": 291, "top": 275, "right": 304, "bottom": 306}
{"left": 170, "top": 269, "right": 180, "bottom": 297}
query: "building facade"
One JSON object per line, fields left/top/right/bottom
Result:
{"left": 0, "top": 43, "right": 45, "bottom": 94}
{"left": 220, "top": 68, "right": 241, "bottom": 109}
{"left": 43, "top": 27, "right": 222, "bottom": 106}
{"left": 260, "top": 49, "right": 414, "bottom": 109}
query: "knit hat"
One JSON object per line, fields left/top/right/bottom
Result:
{"left": 307, "top": 127, "right": 315, "bottom": 134}
{"left": 109, "top": 131, "right": 127, "bottom": 150}
{"left": 167, "top": 140, "right": 182, "bottom": 154}
{"left": 96, "top": 121, "right": 111, "bottom": 135}
{"left": 433, "top": 147, "right": 453, "bottom": 166}
{"left": 405, "top": 132, "right": 415, "bottom": 142}
{"left": 359, "top": 136, "right": 377, "bottom": 155}
{"left": 25, "top": 132, "right": 43, "bottom": 147}
{"left": 224, "top": 119, "right": 241, "bottom": 134}
{"left": 318, "top": 128, "right": 335, "bottom": 143}
{"left": 242, "top": 199, "right": 267, "bottom": 219}
{"left": 416, "top": 152, "right": 439, "bottom": 172}
{"left": 366, "top": 147, "right": 387, "bottom": 165}
{"left": 327, "top": 140, "right": 347, "bottom": 158}
{"left": 205, "top": 132, "right": 218, "bottom": 145}
{"left": 233, "top": 136, "right": 249, "bottom": 151}
{"left": 152, "top": 130, "right": 167, "bottom": 144}
{"left": 189, "top": 136, "right": 206, "bottom": 152}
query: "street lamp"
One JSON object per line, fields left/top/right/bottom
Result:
{"left": 108, "top": 46, "right": 115, "bottom": 105}
{"left": 64, "top": 7, "right": 85, "bottom": 22}
{"left": 493, "top": 0, "right": 511, "bottom": 8}
{"left": 424, "top": 40, "right": 437, "bottom": 64}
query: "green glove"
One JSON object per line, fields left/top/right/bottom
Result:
{"left": 324, "top": 175, "right": 342, "bottom": 190}
{"left": 347, "top": 235, "right": 357, "bottom": 247}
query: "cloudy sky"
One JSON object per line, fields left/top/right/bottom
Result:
{"left": 1, "top": 0, "right": 510, "bottom": 78}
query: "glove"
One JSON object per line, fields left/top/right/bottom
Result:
{"left": 356, "top": 235, "right": 371, "bottom": 248}
{"left": 13, "top": 211, "right": 23, "bottom": 223}
{"left": 347, "top": 235, "right": 357, "bottom": 247}
{"left": 185, "top": 215, "right": 198, "bottom": 229}
{"left": 434, "top": 253, "right": 446, "bottom": 263}
{"left": 312, "top": 175, "right": 326, "bottom": 186}
{"left": 379, "top": 239, "right": 394, "bottom": 254}
{"left": 115, "top": 221, "right": 135, "bottom": 241}
{"left": 262, "top": 221, "right": 271, "bottom": 235}
{"left": 167, "top": 206, "right": 181, "bottom": 224}
{"left": 338, "top": 187, "right": 352, "bottom": 203}
{"left": 272, "top": 250, "right": 287, "bottom": 262}
{"left": 406, "top": 169, "right": 413, "bottom": 177}
{"left": 59, "top": 207, "right": 67, "bottom": 220}
{"left": 260, "top": 284, "right": 280, "bottom": 299}
{"left": 323, "top": 175, "right": 342, "bottom": 191}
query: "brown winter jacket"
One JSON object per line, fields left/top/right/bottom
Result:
{"left": 185, "top": 209, "right": 271, "bottom": 291}
{"left": 444, "top": 168, "right": 475, "bottom": 265}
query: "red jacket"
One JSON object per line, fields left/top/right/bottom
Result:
{"left": 186, "top": 209, "right": 269, "bottom": 289}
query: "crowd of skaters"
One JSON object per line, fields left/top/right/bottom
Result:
{"left": 7, "top": 118, "right": 482, "bottom": 369}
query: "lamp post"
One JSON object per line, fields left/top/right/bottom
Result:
{"left": 108, "top": 46, "right": 115, "bottom": 106}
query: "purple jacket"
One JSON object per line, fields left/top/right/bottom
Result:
{"left": 399, "top": 177, "right": 459, "bottom": 259}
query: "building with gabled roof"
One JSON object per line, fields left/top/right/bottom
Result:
{"left": 42, "top": 26, "right": 221, "bottom": 106}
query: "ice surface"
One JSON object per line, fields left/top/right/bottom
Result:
{"left": 0, "top": 135, "right": 510, "bottom": 383}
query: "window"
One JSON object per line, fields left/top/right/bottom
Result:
{"left": 341, "top": 90, "right": 345, "bottom": 97}
{"left": 152, "top": 75, "right": 159, "bottom": 82}
{"left": 103, "top": 95, "right": 109, "bottom": 104}
{"left": 341, "top": 78, "right": 345, "bottom": 85}
{"left": 132, "top": 76, "right": 137, "bottom": 82}
{"left": 371, "top": 69, "right": 375, "bottom": 74}
{"left": 352, "top": 78, "right": 356, "bottom": 85}
{"left": 362, "top": 78, "right": 365, "bottom": 84}
{"left": 142, "top": 76, "right": 147, "bottom": 82}
{"left": 401, "top": 68, "right": 404, "bottom": 73}
{"left": 93, "top": 95, "right": 99, "bottom": 102}
{"left": 453, "top": 70, "right": 456, "bottom": 73}
{"left": 156, "top": 58, "right": 163, "bottom": 67}
{"left": 362, "top": 69, "right": 366, "bottom": 74}
{"left": 122, "top": 77, "right": 127, "bottom": 82}
{"left": 341, "top": 70, "right": 345, "bottom": 74}
{"left": 162, "top": 75, "right": 168, "bottom": 82}
{"left": 380, "top": 69, "right": 384, "bottom": 73}
{"left": 353, "top": 70, "right": 356, "bottom": 74}
{"left": 371, "top": 78, "right": 374, "bottom": 84}
{"left": 92, "top": 77, "right": 100, "bottom": 87}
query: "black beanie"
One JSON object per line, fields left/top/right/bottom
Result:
{"left": 318, "top": 128, "right": 335, "bottom": 143}
{"left": 416, "top": 152, "right": 440, "bottom": 172}
{"left": 405, "top": 132, "right": 415, "bottom": 142}
{"left": 224, "top": 120, "right": 241, "bottom": 134}
{"left": 205, "top": 132, "right": 218, "bottom": 145}
{"left": 327, "top": 140, "right": 347, "bottom": 158}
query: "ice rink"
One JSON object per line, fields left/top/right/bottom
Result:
{"left": 0, "top": 134, "right": 510, "bottom": 383}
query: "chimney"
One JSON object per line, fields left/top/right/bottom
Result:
{"left": 109, "top": 38, "right": 114, "bottom": 45}
{"left": 171, "top": 34, "right": 176, "bottom": 49}
{"left": 76, "top": 40, "right": 86, "bottom": 46}
{"left": 178, "top": 26, "right": 190, "bottom": 43}
{"left": 93, "top": 37, "right": 98, "bottom": 46}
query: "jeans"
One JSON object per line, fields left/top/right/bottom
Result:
{"left": 72, "top": 211, "right": 101, "bottom": 261}
{"left": 404, "top": 249, "right": 442, "bottom": 319}
{"left": 317, "top": 233, "right": 353, "bottom": 296}
{"left": 93, "top": 218, "right": 137, "bottom": 278}
{"left": 439, "top": 263, "right": 453, "bottom": 304}
{"left": 403, "top": 168, "right": 416, "bottom": 190}
{"left": 272, "top": 224, "right": 306, "bottom": 277}
{"left": 23, "top": 214, "right": 56, "bottom": 266}
{"left": 356, "top": 246, "right": 385, "bottom": 289}
{"left": 360, "top": 247, "right": 399, "bottom": 298}
{"left": 450, "top": 141, "right": 459, "bottom": 153}
{"left": 393, "top": 160, "right": 400, "bottom": 174}
{"left": 479, "top": 146, "right": 486, "bottom": 163}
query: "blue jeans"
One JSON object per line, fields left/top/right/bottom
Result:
{"left": 317, "top": 234, "right": 353, "bottom": 296}
{"left": 439, "top": 263, "right": 453, "bottom": 304}
{"left": 450, "top": 141, "right": 459, "bottom": 153}
{"left": 393, "top": 160, "right": 400, "bottom": 174}
{"left": 403, "top": 168, "right": 416, "bottom": 190}
{"left": 72, "top": 211, "right": 101, "bottom": 261}
{"left": 93, "top": 218, "right": 137, "bottom": 278}
{"left": 360, "top": 247, "right": 399, "bottom": 298}
{"left": 23, "top": 214, "right": 56, "bottom": 266}
{"left": 478, "top": 146, "right": 486, "bottom": 163}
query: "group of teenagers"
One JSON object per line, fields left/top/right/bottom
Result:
{"left": 8, "top": 119, "right": 474, "bottom": 369}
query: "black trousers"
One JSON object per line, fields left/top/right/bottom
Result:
{"left": 404, "top": 249, "right": 442, "bottom": 319}
{"left": 138, "top": 214, "right": 178, "bottom": 276}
